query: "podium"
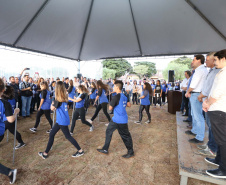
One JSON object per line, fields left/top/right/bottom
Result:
{"left": 167, "top": 90, "right": 182, "bottom": 114}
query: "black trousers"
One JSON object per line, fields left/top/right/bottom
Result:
{"left": 139, "top": 105, "right": 151, "bottom": 121}
{"left": 70, "top": 107, "right": 92, "bottom": 133}
{"left": 0, "top": 162, "right": 10, "bottom": 176}
{"left": 184, "top": 94, "right": 189, "bottom": 115}
{"left": 45, "top": 122, "right": 81, "bottom": 154}
{"left": 132, "top": 93, "right": 138, "bottom": 104}
{"left": 154, "top": 94, "right": 161, "bottom": 106}
{"left": 91, "top": 103, "right": 111, "bottom": 122}
{"left": 0, "top": 121, "right": 24, "bottom": 143}
{"left": 208, "top": 111, "right": 226, "bottom": 172}
{"left": 162, "top": 92, "right": 166, "bottom": 103}
{"left": 18, "top": 95, "right": 22, "bottom": 116}
{"left": 35, "top": 93, "right": 40, "bottom": 110}
{"left": 34, "top": 109, "right": 53, "bottom": 128}
{"left": 102, "top": 121, "right": 134, "bottom": 154}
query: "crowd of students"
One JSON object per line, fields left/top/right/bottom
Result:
{"left": 0, "top": 72, "right": 158, "bottom": 183}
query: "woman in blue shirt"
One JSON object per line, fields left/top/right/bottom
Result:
{"left": 30, "top": 82, "right": 53, "bottom": 133}
{"left": 89, "top": 82, "right": 97, "bottom": 106}
{"left": 67, "top": 80, "right": 76, "bottom": 109}
{"left": 69, "top": 85, "right": 93, "bottom": 134}
{"left": 38, "top": 81, "right": 84, "bottom": 159}
{"left": 89, "top": 80, "right": 111, "bottom": 125}
{"left": 134, "top": 82, "right": 153, "bottom": 124}
{"left": 0, "top": 78, "right": 19, "bottom": 184}
{"left": 1, "top": 86, "right": 25, "bottom": 149}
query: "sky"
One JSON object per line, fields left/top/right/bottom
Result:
{"left": 0, "top": 46, "right": 194, "bottom": 80}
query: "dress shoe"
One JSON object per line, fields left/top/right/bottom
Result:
{"left": 185, "top": 130, "right": 196, "bottom": 136}
{"left": 206, "top": 168, "right": 226, "bottom": 178}
{"left": 189, "top": 138, "right": 203, "bottom": 144}
{"left": 183, "top": 120, "right": 191, "bottom": 123}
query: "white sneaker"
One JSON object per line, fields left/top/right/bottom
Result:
{"left": 145, "top": 120, "right": 151, "bottom": 124}
{"left": 105, "top": 123, "right": 109, "bottom": 126}
{"left": 29, "top": 128, "right": 37, "bottom": 133}
{"left": 89, "top": 125, "right": 94, "bottom": 132}
{"left": 134, "top": 121, "right": 141, "bottom": 124}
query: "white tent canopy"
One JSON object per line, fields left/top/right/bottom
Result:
{"left": 0, "top": 0, "right": 225, "bottom": 61}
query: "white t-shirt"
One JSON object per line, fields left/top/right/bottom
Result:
{"left": 209, "top": 66, "right": 226, "bottom": 113}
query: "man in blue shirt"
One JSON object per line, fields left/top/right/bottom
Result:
{"left": 97, "top": 80, "right": 134, "bottom": 158}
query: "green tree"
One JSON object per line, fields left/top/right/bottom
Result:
{"left": 102, "top": 59, "right": 132, "bottom": 78}
{"left": 163, "top": 63, "right": 189, "bottom": 81}
{"left": 133, "top": 61, "right": 157, "bottom": 78}
{"left": 170, "top": 56, "right": 192, "bottom": 70}
{"left": 102, "top": 68, "right": 116, "bottom": 80}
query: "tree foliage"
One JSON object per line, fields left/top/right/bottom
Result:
{"left": 162, "top": 57, "right": 192, "bottom": 81}
{"left": 133, "top": 61, "right": 157, "bottom": 78}
{"left": 163, "top": 63, "right": 190, "bottom": 81}
{"left": 102, "top": 68, "right": 116, "bottom": 80}
{"left": 102, "top": 59, "right": 132, "bottom": 78}
{"left": 170, "top": 56, "right": 192, "bottom": 70}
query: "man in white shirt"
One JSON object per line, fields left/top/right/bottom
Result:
{"left": 185, "top": 55, "right": 208, "bottom": 143}
{"left": 180, "top": 71, "right": 191, "bottom": 115}
{"left": 125, "top": 82, "right": 132, "bottom": 101}
{"left": 203, "top": 49, "right": 226, "bottom": 178}
{"left": 197, "top": 52, "right": 220, "bottom": 157}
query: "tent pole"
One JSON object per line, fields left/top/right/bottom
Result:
{"left": 13, "top": 0, "right": 51, "bottom": 46}
{"left": 77, "top": 0, "right": 94, "bottom": 60}
{"left": 128, "top": 0, "right": 143, "bottom": 56}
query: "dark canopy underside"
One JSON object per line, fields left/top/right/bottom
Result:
{"left": 0, "top": 0, "right": 225, "bottom": 61}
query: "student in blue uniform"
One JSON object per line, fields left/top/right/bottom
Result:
{"left": 69, "top": 85, "right": 93, "bottom": 134}
{"left": 161, "top": 81, "right": 167, "bottom": 105}
{"left": 89, "top": 80, "right": 111, "bottom": 125}
{"left": 154, "top": 80, "right": 162, "bottom": 107}
{"left": 151, "top": 80, "right": 156, "bottom": 105}
{"left": 38, "top": 81, "right": 84, "bottom": 159}
{"left": 0, "top": 78, "right": 19, "bottom": 184}
{"left": 30, "top": 82, "right": 53, "bottom": 133}
{"left": 89, "top": 82, "right": 97, "bottom": 106}
{"left": 0, "top": 86, "right": 25, "bottom": 149}
{"left": 134, "top": 82, "right": 153, "bottom": 124}
{"left": 67, "top": 80, "right": 76, "bottom": 109}
{"left": 97, "top": 80, "right": 134, "bottom": 158}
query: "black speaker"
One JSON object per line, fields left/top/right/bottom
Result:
{"left": 77, "top": 73, "right": 82, "bottom": 79}
{"left": 168, "top": 70, "right": 174, "bottom": 82}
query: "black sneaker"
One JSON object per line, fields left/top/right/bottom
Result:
{"left": 46, "top": 129, "right": 52, "bottom": 134}
{"left": 189, "top": 138, "right": 203, "bottom": 144}
{"left": 15, "top": 143, "right": 26, "bottom": 150}
{"left": 38, "top": 152, "right": 48, "bottom": 159}
{"left": 97, "top": 149, "right": 108, "bottom": 154}
{"left": 29, "top": 128, "right": 37, "bottom": 133}
{"left": 205, "top": 157, "right": 219, "bottom": 167}
{"left": 185, "top": 130, "right": 196, "bottom": 136}
{"left": 206, "top": 168, "right": 226, "bottom": 178}
{"left": 122, "top": 152, "right": 135, "bottom": 159}
{"left": 72, "top": 150, "right": 84, "bottom": 158}
{"left": 8, "top": 169, "right": 17, "bottom": 184}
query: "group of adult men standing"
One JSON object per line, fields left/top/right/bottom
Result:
{"left": 181, "top": 50, "right": 226, "bottom": 178}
